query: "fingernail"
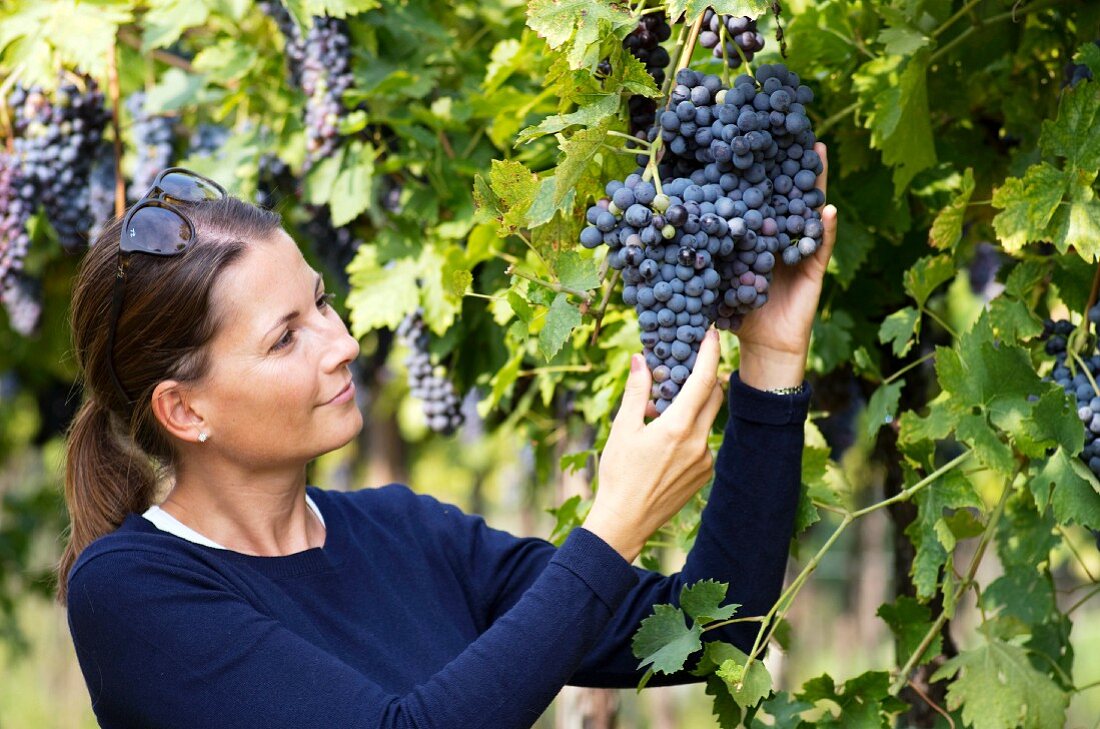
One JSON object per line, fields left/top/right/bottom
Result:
{"left": 707, "top": 328, "right": 718, "bottom": 342}
{"left": 631, "top": 354, "right": 643, "bottom": 372}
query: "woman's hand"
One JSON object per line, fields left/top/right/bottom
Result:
{"left": 733, "top": 142, "right": 838, "bottom": 391}
{"left": 583, "top": 330, "right": 724, "bottom": 562}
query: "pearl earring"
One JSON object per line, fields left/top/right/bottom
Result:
{"left": 198, "top": 432, "right": 209, "bottom": 443}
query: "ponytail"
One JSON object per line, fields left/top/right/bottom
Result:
{"left": 57, "top": 398, "right": 157, "bottom": 605}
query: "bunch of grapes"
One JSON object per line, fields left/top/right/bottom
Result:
{"left": 9, "top": 79, "right": 110, "bottom": 251}
{"left": 597, "top": 10, "right": 672, "bottom": 134}
{"left": 396, "top": 310, "right": 465, "bottom": 435}
{"left": 188, "top": 124, "right": 229, "bottom": 160}
{"left": 300, "top": 205, "right": 360, "bottom": 286}
{"left": 301, "top": 16, "right": 354, "bottom": 168}
{"left": 126, "top": 92, "right": 176, "bottom": 202}
{"left": 260, "top": 0, "right": 307, "bottom": 87}
{"left": 581, "top": 65, "right": 824, "bottom": 410}
{"left": 698, "top": 11, "right": 765, "bottom": 68}
{"left": 1, "top": 274, "right": 42, "bottom": 336}
{"left": 87, "top": 145, "right": 118, "bottom": 242}
{"left": 1063, "top": 40, "right": 1099, "bottom": 88}
{"left": 1044, "top": 310, "right": 1100, "bottom": 477}
{"left": 255, "top": 154, "right": 297, "bottom": 211}
{"left": 0, "top": 154, "right": 34, "bottom": 286}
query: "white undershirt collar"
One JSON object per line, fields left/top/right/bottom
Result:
{"left": 142, "top": 494, "right": 326, "bottom": 550}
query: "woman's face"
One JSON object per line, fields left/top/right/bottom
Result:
{"left": 187, "top": 229, "right": 363, "bottom": 468}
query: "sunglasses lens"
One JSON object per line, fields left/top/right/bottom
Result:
{"left": 157, "top": 171, "right": 224, "bottom": 203}
{"left": 120, "top": 205, "right": 193, "bottom": 255}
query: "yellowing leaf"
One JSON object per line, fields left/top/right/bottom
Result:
{"left": 526, "top": 0, "right": 634, "bottom": 70}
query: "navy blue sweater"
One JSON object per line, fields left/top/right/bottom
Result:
{"left": 67, "top": 372, "right": 810, "bottom": 728}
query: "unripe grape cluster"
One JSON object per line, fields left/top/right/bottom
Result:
{"left": 581, "top": 65, "right": 825, "bottom": 412}
{"left": 1044, "top": 307, "right": 1100, "bottom": 478}
{"left": 698, "top": 10, "right": 765, "bottom": 68}
{"left": 396, "top": 310, "right": 465, "bottom": 435}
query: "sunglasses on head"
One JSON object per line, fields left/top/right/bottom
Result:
{"left": 106, "top": 167, "right": 227, "bottom": 406}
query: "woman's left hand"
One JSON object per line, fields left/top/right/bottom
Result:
{"left": 733, "top": 142, "right": 838, "bottom": 391}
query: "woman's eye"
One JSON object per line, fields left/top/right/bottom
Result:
{"left": 272, "top": 330, "right": 295, "bottom": 352}
{"left": 272, "top": 294, "right": 336, "bottom": 352}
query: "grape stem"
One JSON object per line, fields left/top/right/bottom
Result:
{"left": 1067, "top": 582, "right": 1100, "bottom": 615}
{"left": 1085, "top": 259, "right": 1100, "bottom": 327}
{"left": 883, "top": 350, "right": 936, "bottom": 386}
{"left": 1055, "top": 524, "right": 1098, "bottom": 582}
{"left": 888, "top": 471, "right": 1014, "bottom": 696}
{"left": 732, "top": 449, "right": 975, "bottom": 690}
{"left": 907, "top": 679, "right": 956, "bottom": 729}
{"left": 717, "top": 22, "right": 732, "bottom": 87}
{"left": 505, "top": 265, "right": 594, "bottom": 305}
{"left": 815, "top": 100, "right": 858, "bottom": 137}
{"left": 932, "top": 0, "right": 985, "bottom": 39}
{"left": 1069, "top": 349, "right": 1100, "bottom": 399}
{"left": 589, "top": 269, "right": 621, "bottom": 345}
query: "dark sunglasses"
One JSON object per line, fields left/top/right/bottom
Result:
{"left": 105, "top": 168, "right": 227, "bottom": 406}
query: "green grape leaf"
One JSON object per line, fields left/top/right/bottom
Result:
{"left": 929, "top": 167, "right": 975, "bottom": 252}
{"left": 537, "top": 293, "right": 581, "bottom": 361}
{"left": 868, "top": 51, "right": 936, "bottom": 194}
{"left": 680, "top": 580, "right": 739, "bottom": 625}
{"left": 877, "top": 26, "right": 930, "bottom": 56}
{"left": 877, "top": 596, "right": 941, "bottom": 667}
{"left": 716, "top": 656, "right": 772, "bottom": 709}
{"left": 988, "top": 296, "right": 1044, "bottom": 344}
{"left": 631, "top": 604, "right": 702, "bottom": 675}
{"left": 526, "top": 0, "right": 635, "bottom": 70}
{"left": 329, "top": 142, "right": 377, "bottom": 227}
{"left": 705, "top": 675, "right": 743, "bottom": 729}
{"left": 516, "top": 93, "right": 620, "bottom": 145}
{"left": 991, "top": 163, "right": 1068, "bottom": 253}
{"left": 956, "top": 412, "right": 1015, "bottom": 475}
{"left": 547, "top": 494, "right": 587, "bottom": 546}
{"left": 526, "top": 176, "right": 572, "bottom": 228}
{"left": 1015, "top": 386, "right": 1083, "bottom": 458}
{"left": 879, "top": 307, "right": 920, "bottom": 357}
{"left": 488, "top": 350, "right": 524, "bottom": 409}
{"left": 669, "top": 0, "right": 769, "bottom": 25}
{"left": 906, "top": 468, "right": 982, "bottom": 598}
{"left": 828, "top": 210, "right": 875, "bottom": 289}
{"left": 1039, "top": 77, "right": 1100, "bottom": 172}
{"left": 556, "top": 251, "right": 600, "bottom": 292}
{"left": 488, "top": 159, "right": 540, "bottom": 234}
{"left": 931, "top": 638, "right": 1069, "bottom": 729}
{"left": 750, "top": 690, "right": 813, "bottom": 728}
{"left": 1074, "top": 41, "right": 1100, "bottom": 78}
{"left": 981, "top": 568, "right": 1055, "bottom": 625}
{"left": 864, "top": 380, "right": 904, "bottom": 440}
{"left": 142, "top": 0, "right": 211, "bottom": 51}
{"left": 1003, "top": 259, "right": 1047, "bottom": 299}
{"left": 1048, "top": 181, "right": 1100, "bottom": 261}
{"left": 903, "top": 254, "right": 955, "bottom": 308}
{"left": 898, "top": 394, "right": 954, "bottom": 447}
{"left": 346, "top": 251, "right": 419, "bottom": 336}
{"left": 554, "top": 121, "right": 612, "bottom": 208}
{"left": 809, "top": 310, "right": 854, "bottom": 374}
{"left": 1029, "top": 447, "right": 1100, "bottom": 529}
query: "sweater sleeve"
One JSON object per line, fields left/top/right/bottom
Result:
{"left": 455, "top": 370, "right": 810, "bottom": 689}
{"left": 66, "top": 527, "right": 639, "bottom": 729}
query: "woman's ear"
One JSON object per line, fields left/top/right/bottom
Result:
{"left": 151, "top": 380, "right": 206, "bottom": 444}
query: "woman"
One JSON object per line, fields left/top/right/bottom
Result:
{"left": 61, "top": 151, "right": 836, "bottom": 728}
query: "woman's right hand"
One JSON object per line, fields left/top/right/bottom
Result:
{"left": 582, "top": 329, "right": 725, "bottom": 562}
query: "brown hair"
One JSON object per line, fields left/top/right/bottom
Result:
{"left": 57, "top": 195, "right": 283, "bottom": 604}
